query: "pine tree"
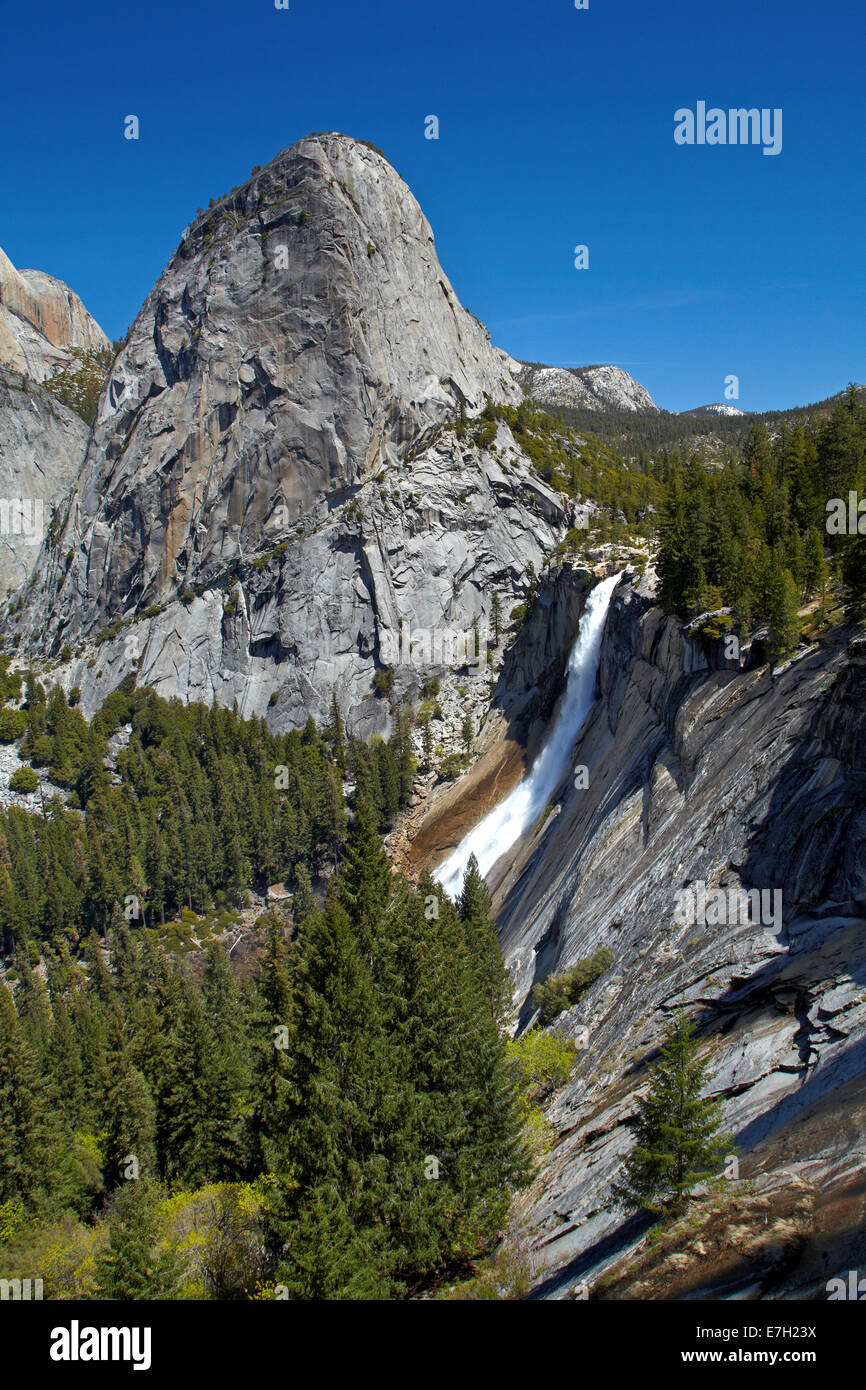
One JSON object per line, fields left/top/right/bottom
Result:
{"left": 457, "top": 855, "right": 511, "bottom": 1022}
{"left": 612, "top": 1012, "right": 734, "bottom": 1215}
{"left": 253, "top": 913, "right": 297, "bottom": 1177}
{"left": 461, "top": 714, "right": 474, "bottom": 757}
{"left": 420, "top": 713, "right": 433, "bottom": 773}
{"left": 764, "top": 555, "right": 801, "bottom": 661}
{"left": 263, "top": 888, "right": 403, "bottom": 1292}
{"left": 491, "top": 592, "right": 502, "bottom": 647}
{"left": 328, "top": 693, "right": 347, "bottom": 773}
{"left": 803, "top": 527, "right": 829, "bottom": 599}
{"left": 0, "top": 982, "right": 66, "bottom": 1212}
{"left": 388, "top": 877, "right": 530, "bottom": 1273}
{"left": 103, "top": 1056, "right": 157, "bottom": 1186}
{"left": 842, "top": 529, "right": 866, "bottom": 613}
{"left": 161, "top": 974, "right": 238, "bottom": 1183}
{"left": 275, "top": 1183, "right": 390, "bottom": 1299}
{"left": 392, "top": 707, "right": 416, "bottom": 806}
{"left": 338, "top": 796, "right": 394, "bottom": 963}
{"left": 657, "top": 470, "right": 691, "bottom": 616}
{"left": 96, "top": 1182, "right": 183, "bottom": 1299}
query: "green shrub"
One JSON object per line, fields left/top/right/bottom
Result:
{"left": 437, "top": 751, "right": 467, "bottom": 781}
{"left": 561, "top": 527, "right": 586, "bottom": 555}
{"left": 533, "top": 946, "right": 616, "bottom": 1025}
{"left": 10, "top": 765, "right": 39, "bottom": 794}
{"left": 43, "top": 345, "right": 116, "bottom": 426}
{"left": 28, "top": 734, "right": 54, "bottom": 766}
{"left": 372, "top": 666, "right": 394, "bottom": 698}
{"left": 697, "top": 610, "right": 734, "bottom": 644}
{"left": 0, "top": 708, "right": 26, "bottom": 743}
{"left": 507, "top": 1028, "right": 577, "bottom": 1101}
{"left": 472, "top": 419, "right": 497, "bottom": 450}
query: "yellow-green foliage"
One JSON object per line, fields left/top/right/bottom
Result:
{"left": 0, "top": 1198, "right": 25, "bottom": 1244}
{"left": 519, "top": 1106, "right": 556, "bottom": 1160}
{"left": 249, "top": 1279, "right": 282, "bottom": 1301}
{"left": 0, "top": 1181, "right": 270, "bottom": 1301}
{"left": 508, "top": 1028, "right": 577, "bottom": 1100}
{"left": 697, "top": 610, "right": 735, "bottom": 642}
{"left": 463, "top": 400, "right": 663, "bottom": 534}
{"left": 42, "top": 1218, "right": 105, "bottom": 1299}
{"left": 507, "top": 1028, "right": 577, "bottom": 1161}
{"left": 0, "top": 1208, "right": 106, "bottom": 1300}
{"left": 157, "top": 1181, "right": 266, "bottom": 1299}
{"left": 0, "top": 653, "right": 23, "bottom": 707}
{"left": 70, "top": 1131, "right": 105, "bottom": 1205}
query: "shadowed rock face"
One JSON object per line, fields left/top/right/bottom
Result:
{"left": 0, "top": 246, "right": 109, "bottom": 380}
{"left": 9, "top": 134, "right": 567, "bottom": 734}
{"left": 0, "top": 369, "right": 89, "bottom": 595}
{"left": 481, "top": 578, "right": 866, "bottom": 1297}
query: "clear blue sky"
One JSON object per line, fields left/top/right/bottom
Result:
{"left": 2, "top": 0, "right": 863, "bottom": 412}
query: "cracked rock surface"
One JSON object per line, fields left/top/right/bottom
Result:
{"left": 0, "top": 368, "right": 89, "bottom": 594}
{"left": 478, "top": 577, "right": 866, "bottom": 1296}
{"left": 8, "top": 134, "right": 566, "bottom": 736}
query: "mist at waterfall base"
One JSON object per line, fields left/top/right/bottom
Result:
{"left": 433, "top": 574, "right": 620, "bottom": 900}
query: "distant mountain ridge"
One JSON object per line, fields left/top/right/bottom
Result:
{"left": 679, "top": 401, "right": 745, "bottom": 418}
{"left": 517, "top": 360, "right": 659, "bottom": 413}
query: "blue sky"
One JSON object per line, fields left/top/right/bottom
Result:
{"left": 1, "top": 0, "right": 863, "bottom": 412}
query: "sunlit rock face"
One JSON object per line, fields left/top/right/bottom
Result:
{"left": 483, "top": 580, "right": 866, "bottom": 1298}
{"left": 10, "top": 134, "right": 566, "bottom": 735}
{"left": 0, "top": 368, "right": 89, "bottom": 595}
{"left": 0, "top": 246, "right": 109, "bottom": 380}
{"left": 519, "top": 362, "right": 659, "bottom": 413}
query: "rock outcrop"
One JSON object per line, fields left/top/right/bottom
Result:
{"left": 681, "top": 402, "right": 746, "bottom": 418}
{"left": 2, "top": 127, "right": 863, "bottom": 1304}
{"left": 519, "top": 362, "right": 659, "bottom": 413}
{"left": 0, "top": 246, "right": 109, "bottom": 381}
{"left": 0, "top": 368, "right": 90, "bottom": 595}
{"left": 7, "top": 134, "right": 566, "bottom": 735}
{"left": 469, "top": 575, "right": 866, "bottom": 1297}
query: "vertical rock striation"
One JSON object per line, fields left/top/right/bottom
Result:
{"left": 8, "top": 134, "right": 566, "bottom": 734}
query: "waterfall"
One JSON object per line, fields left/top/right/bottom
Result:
{"left": 433, "top": 573, "right": 620, "bottom": 899}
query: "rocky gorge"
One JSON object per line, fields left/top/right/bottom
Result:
{"left": 1, "top": 131, "right": 864, "bottom": 1304}
{"left": 408, "top": 564, "right": 866, "bottom": 1298}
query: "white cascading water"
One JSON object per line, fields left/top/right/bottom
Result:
{"left": 433, "top": 573, "right": 620, "bottom": 899}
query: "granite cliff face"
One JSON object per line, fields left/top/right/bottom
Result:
{"left": 2, "top": 128, "right": 864, "bottom": 1302}
{"left": 0, "top": 250, "right": 106, "bottom": 593}
{"left": 9, "top": 134, "right": 567, "bottom": 734}
{"left": 436, "top": 571, "right": 866, "bottom": 1298}
{"left": 0, "top": 246, "right": 109, "bottom": 381}
{"left": 0, "top": 368, "right": 90, "bottom": 595}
